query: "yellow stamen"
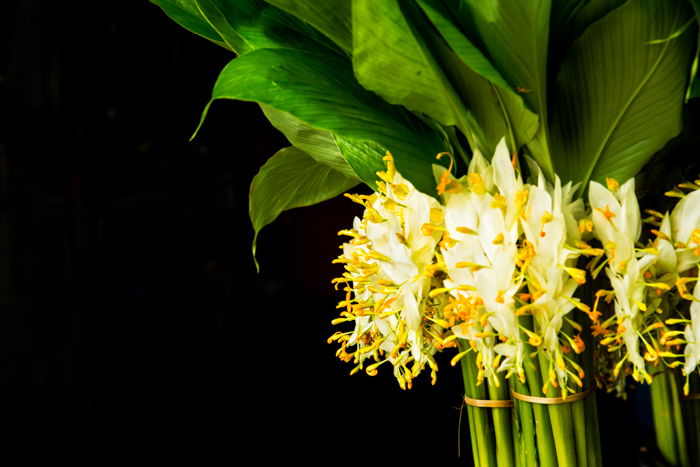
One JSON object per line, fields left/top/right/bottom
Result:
{"left": 606, "top": 177, "right": 619, "bottom": 192}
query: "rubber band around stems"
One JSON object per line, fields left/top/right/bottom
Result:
{"left": 463, "top": 395, "right": 514, "bottom": 408}
{"left": 510, "top": 386, "right": 595, "bottom": 405}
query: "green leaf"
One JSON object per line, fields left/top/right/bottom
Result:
{"left": 687, "top": 0, "right": 700, "bottom": 100}
{"left": 197, "top": 48, "right": 447, "bottom": 196}
{"left": 457, "top": 0, "right": 554, "bottom": 179}
{"left": 550, "top": 0, "right": 696, "bottom": 189}
{"left": 250, "top": 146, "right": 358, "bottom": 270}
{"left": 415, "top": 0, "right": 511, "bottom": 90}
{"left": 415, "top": 0, "right": 539, "bottom": 156}
{"left": 192, "top": 0, "right": 339, "bottom": 55}
{"left": 263, "top": 0, "right": 353, "bottom": 53}
{"left": 458, "top": 0, "right": 552, "bottom": 116}
{"left": 352, "top": 0, "right": 468, "bottom": 132}
{"left": 149, "top": 0, "right": 228, "bottom": 49}
{"left": 259, "top": 104, "right": 359, "bottom": 178}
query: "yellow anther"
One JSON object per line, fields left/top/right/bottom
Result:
{"left": 606, "top": 177, "right": 619, "bottom": 192}
{"left": 490, "top": 194, "right": 506, "bottom": 209}
{"left": 650, "top": 229, "right": 670, "bottom": 241}
{"left": 495, "top": 290, "right": 505, "bottom": 304}
{"left": 578, "top": 219, "right": 593, "bottom": 233}
{"left": 597, "top": 205, "right": 616, "bottom": 220}
{"left": 450, "top": 349, "right": 471, "bottom": 367}
{"left": 467, "top": 173, "right": 486, "bottom": 195}
{"left": 392, "top": 183, "right": 409, "bottom": 200}
{"left": 515, "top": 189, "right": 529, "bottom": 208}
{"left": 435, "top": 153, "right": 458, "bottom": 195}
{"left": 492, "top": 233, "right": 505, "bottom": 245}
{"left": 428, "top": 287, "right": 451, "bottom": 298}
{"left": 677, "top": 277, "right": 700, "bottom": 301}
{"left": 456, "top": 226, "right": 478, "bottom": 235}
{"left": 665, "top": 190, "right": 685, "bottom": 198}
{"left": 455, "top": 261, "right": 489, "bottom": 272}
{"left": 692, "top": 229, "right": 700, "bottom": 245}
{"left": 564, "top": 267, "right": 587, "bottom": 285}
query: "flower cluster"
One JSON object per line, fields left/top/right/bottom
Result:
{"left": 588, "top": 178, "right": 700, "bottom": 395}
{"left": 436, "top": 141, "right": 592, "bottom": 396}
{"left": 331, "top": 141, "right": 597, "bottom": 396}
{"left": 329, "top": 153, "right": 446, "bottom": 389}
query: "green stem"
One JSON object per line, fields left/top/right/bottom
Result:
{"left": 577, "top": 289, "right": 602, "bottom": 467}
{"left": 512, "top": 376, "right": 537, "bottom": 467}
{"left": 571, "top": 397, "right": 587, "bottom": 467}
{"left": 668, "top": 372, "right": 689, "bottom": 467}
{"left": 538, "top": 353, "right": 577, "bottom": 467}
{"left": 464, "top": 390, "right": 480, "bottom": 467}
{"left": 651, "top": 368, "right": 679, "bottom": 466}
{"left": 460, "top": 344, "right": 496, "bottom": 467}
{"left": 521, "top": 348, "right": 558, "bottom": 467}
{"left": 488, "top": 374, "right": 515, "bottom": 467}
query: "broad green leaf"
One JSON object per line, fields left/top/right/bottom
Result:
{"left": 149, "top": 0, "right": 228, "bottom": 49}
{"left": 688, "top": 0, "right": 700, "bottom": 99}
{"left": 416, "top": 0, "right": 511, "bottom": 90}
{"left": 352, "top": 0, "right": 469, "bottom": 133}
{"left": 192, "top": 0, "right": 339, "bottom": 55}
{"left": 549, "top": 0, "right": 627, "bottom": 72}
{"left": 250, "top": 146, "right": 358, "bottom": 270}
{"left": 550, "top": 0, "right": 696, "bottom": 189}
{"left": 566, "top": 0, "right": 627, "bottom": 38}
{"left": 416, "top": 0, "right": 539, "bottom": 155}
{"left": 197, "top": 48, "right": 447, "bottom": 196}
{"left": 193, "top": 0, "right": 248, "bottom": 53}
{"left": 457, "top": 0, "right": 554, "bottom": 179}
{"left": 263, "top": 0, "right": 352, "bottom": 54}
{"left": 458, "top": 0, "right": 552, "bottom": 116}
{"left": 260, "top": 104, "right": 359, "bottom": 178}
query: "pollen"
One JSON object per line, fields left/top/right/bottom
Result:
{"left": 490, "top": 194, "right": 506, "bottom": 210}
{"left": 605, "top": 178, "right": 619, "bottom": 192}
{"left": 578, "top": 219, "right": 593, "bottom": 233}
{"left": 564, "top": 267, "right": 587, "bottom": 285}
{"left": 597, "top": 205, "right": 616, "bottom": 220}
{"left": 467, "top": 173, "right": 486, "bottom": 195}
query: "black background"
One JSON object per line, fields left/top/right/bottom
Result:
{"left": 1, "top": 1, "right": 696, "bottom": 464}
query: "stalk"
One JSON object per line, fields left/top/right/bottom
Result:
{"left": 578, "top": 286, "right": 602, "bottom": 467}
{"left": 651, "top": 368, "right": 688, "bottom": 466}
{"left": 459, "top": 343, "right": 497, "bottom": 466}
{"left": 520, "top": 344, "right": 558, "bottom": 466}
{"left": 512, "top": 376, "right": 537, "bottom": 467}
{"left": 651, "top": 368, "right": 675, "bottom": 465}
{"left": 464, "top": 388, "right": 481, "bottom": 467}
{"left": 571, "top": 397, "right": 587, "bottom": 466}
{"left": 538, "top": 351, "right": 577, "bottom": 467}
{"left": 668, "top": 372, "right": 689, "bottom": 467}
{"left": 488, "top": 374, "right": 514, "bottom": 467}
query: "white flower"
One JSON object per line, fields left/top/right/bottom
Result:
{"left": 589, "top": 177, "right": 657, "bottom": 384}
{"left": 589, "top": 179, "right": 640, "bottom": 275}
{"left": 670, "top": 189, "right": 700, "bottom": 273}
{"left": 683, "top": 280, "right": 700, "bottom": 375}
{"left": 520, "top": 173, "right": 587, "bottom": 391}
{"left": 330, "top": 153, "right": 444, "bottom": 389}
{"left": 438, "top": 140, "right": 529, "bottom": 384}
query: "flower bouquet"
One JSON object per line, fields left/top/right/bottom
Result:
{"left": 150, "top": 0, "right": 700, "bottom": 465}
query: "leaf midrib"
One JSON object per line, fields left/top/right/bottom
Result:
{"left": 579, "top": 14, "right": 678, "bottom": 191}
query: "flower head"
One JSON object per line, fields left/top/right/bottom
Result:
{"left": 331, "top": 153, "right": 445, "bottom": 388}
